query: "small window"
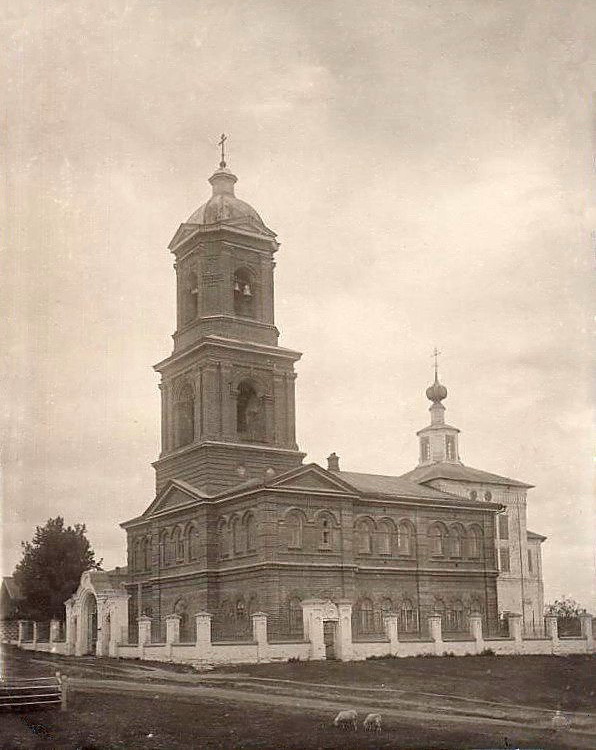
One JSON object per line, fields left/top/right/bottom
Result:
{"left": 378, "top": 522, "right": 392, "bottom": 555}
{"left": 320, "top": 517, "right": 332, "bottom": 549}
{"left": 450, "top": 527, "right": 463, "bottom": 557}
{"left": 445, "top": 435, "right": 456, "bottom": 460}
{"left": 527, "top": 549, "right": 533, "bottom": 573}
{"left": 484, "top": 490, "right": 492, "bottom": 501}
{"left": 498, "top": 514, "right": 509, "bottom": 541}
{"left": 175, "top": 529, "right": 185, "bottom": 561}
{"left": 469, "top": 490, "right": 478, "bottom": 501}
{"left": 429, "top": 524, "right": 446, "bottom": 556}
{"left": 500, "top": 547, "right": 511, "bottom": 573}
{"left": 398, "top": 523, "right": 413, "bottom": 555}
{"left": 468, "top": 527, "right": 482, "bottom": 558}
{"left": 286, "top": 512, "right": 303, "bottom": 549}
{"left": 420, "top": 437, "right": 431, "bottom": 462}
{"left": 188, "top": 526, "right": 199, "bottom": 561}
{"left": 245, "top": 514, "right": 257, "bottom": 552}
{"left": 356, "top": 520, "right": 372, "bottom": 554}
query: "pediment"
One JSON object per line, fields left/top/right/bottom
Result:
{"left": 168, "top": 224, "right": 201, "bottom": 251}
{"left": 144, "top": 480, "right": 207, "bottom": 518}
{"left": 270, "top": 464, "right": 357, "bottom": 495}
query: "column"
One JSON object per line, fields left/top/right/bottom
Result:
{"left": 252, "top": 612, "right": 268, "bottom": 662}
{"left": 220, "top": 364, "right": 235, "bottom": 440}
{"left": 32, "top": 622, "right": 39, "bottom": 649}
{"left": 545, "top": 615, "right": 559, "bottom": 642}
{"left": 507, "top": 612, "right": 523, "bottom": 644}
{"left": 194, "top": 612, "right": 213, "bottom": 663}
{"left": 137, "top": 615, "right": 152, "bottom": 659}
{"left": 469, "top": 613, "right": 484, "bottom": 650}
{"left": 335, "top": 600, "right": 354, "bottom": 662}
{"left": 384, "top": 613, "right": 399, "bottom": 656}
{"left": 301, "top": 599, "right": 325, "bottom": 660}
{"left": 202, "top": 365, "right": 220, "bottom": 439}
{"left": 49, "top": 619, "right": 61, "bottom": 652}
{"left": 428, "top": 615, "right": 443, "bottom": 652}
{"left": 579, "top": 613, "right": 593, "bottom": 650}
{"left": 17, "top": 620, "right": 26, "bottom": 647}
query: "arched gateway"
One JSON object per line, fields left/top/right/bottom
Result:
{"left": 65, "top": 569, "right": 129, "bottom": 657}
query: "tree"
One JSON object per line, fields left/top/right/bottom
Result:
{"left": 544, "top": 596, "right": 585, "bottom": 618}
{"left": 14, "top": 517, "right": 102, "bottom": 620}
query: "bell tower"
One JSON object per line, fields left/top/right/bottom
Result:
{"left": 153, "top": 143, "right": 304, "bottom": 493}
{"left": 417, "top": 352, "right": 461, "bottom": 466}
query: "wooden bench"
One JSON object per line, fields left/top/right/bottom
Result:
{"left": 0, "top": 672, "right": 67, "bottom": 711}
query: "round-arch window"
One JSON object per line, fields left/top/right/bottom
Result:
{"left": 484, "top": 490, "right": 492, "bottom": 501}
{"left": 469, "top": 490, "right": 477, "bottom": 501}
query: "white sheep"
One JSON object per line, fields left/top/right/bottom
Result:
{"left": 333, "top": 709, "right": 358, "bottom": 731}
{"left": 363, "top": 713, "right": 382, "bottom": 732}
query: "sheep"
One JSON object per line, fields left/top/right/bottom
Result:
{"left": 333, "top": 709, "right": 358, "bottom": 731}
{"left": 363, "top": 713, "right": 382, "bottom": 732}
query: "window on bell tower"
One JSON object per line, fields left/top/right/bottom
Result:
{"left": 174, "top": 383, "right": 195, "bottom": 448}
{"left": 181, "top": 271, "right": 198, "bottom": 325}
{"left": 233, "top": 267, "right": 255, "bottom": 318}
{"left": 236, "top": 380, "right": 264, "bottom": 441}
{"left": 445, "top": 435, "right": 456, "bottom": 460}
{"left": 420, "top": 437, "right": 431, "bottom": 462}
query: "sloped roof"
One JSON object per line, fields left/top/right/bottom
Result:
{"left": 399, "top": 462, "right": 533, "bottom": 489}
{"left": 2, "top": 576, "right": 23, "bottom": 601}
{"left": 527, "top": 529, "right": 547, "bottom": 542}
{"left": 336, "top": 471, "right": 472, "bottom": 502}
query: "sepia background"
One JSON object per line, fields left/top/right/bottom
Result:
{"left": 2, "top": 0, "right": 594, "bottom": 611}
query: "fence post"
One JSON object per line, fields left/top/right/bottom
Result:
{"left": 428, "top": 615, "right": 443, "bottom": 652}
{"left": 251, "top": 612, "right": 268, "bottom": 662}
{"left": 300, "top": 600, "right": 326, "bottom": 661}
{"left": 32, "top": 621, "right": 39, "bottom": 650}
{"left": 545, "top": 615, "right": 559, "bottom": 645}
{"left": 56, "top": 671, "right": 67, "bottom": 711}
{"left": 469, "top": 613, "right": 484, "bottom": 652}
{"left": 194, "top": 612, "right": 213, "bottom": 665}
{"left": 383, "top": 613, "right": 399, "bottom": 656}
{"left": 17, "top": 620, "right": 26, "bottom": 647}
{"left": 507, "top": 612, "right": 523, "bottom": 646}
{"left": 336, "top": 600, "right": 354, "bottom": 662}
{"left": 49, "top": 619, "right": 61, "bottom": 652}
{"left": 579, "top": 613, "right": 593, "bottom": 651}
{"left": 137, "top": 615, "right": 151, "bottom": 659}
{"left": 165, "top": 614, "right": 180, "bottom": 660}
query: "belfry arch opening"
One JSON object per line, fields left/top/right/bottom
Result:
{"left": 236, "top": 380, "right": 264, "bottom": 442}
{"left": 233, "top": 267, "right": 255, "bottom": 318}
{"left": 174, "top": 383, "right": 195, "bottom": 448}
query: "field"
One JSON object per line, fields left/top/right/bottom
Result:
{"left": 1, "top": 645, "right": 594, "bottom": 749}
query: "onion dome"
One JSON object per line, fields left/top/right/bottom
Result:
{"left": 426, "top": 374, "right": 448, "bottom": 403}
{"left": 186, "top": 165, "right": 267, "bottom": 229}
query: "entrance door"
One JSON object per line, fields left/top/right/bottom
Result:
{"left": 87, "top": 596, "right": 98, "bottom": 655}
{"left": 323, "top": 620, "right": 336, "bottom": 660}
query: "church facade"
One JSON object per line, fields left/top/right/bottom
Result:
{"left": 120, "top": 156, "right": 545, "bottom": 644}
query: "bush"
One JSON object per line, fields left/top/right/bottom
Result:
{"left": 287, "top": 656, "right": 301, "bottom": 663}
{"left": 479, "top": 647, "right": 496, "bottom": 656}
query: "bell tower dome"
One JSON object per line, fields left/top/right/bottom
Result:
{"left": 417, "top": 352, "right": 461, "bottom": 466}
{"left": 153, "top": 140, "right": 305, "bottom": 493}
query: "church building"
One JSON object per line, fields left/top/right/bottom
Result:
{"left": 120, "top": 152, "right": 545, "bottom": 644}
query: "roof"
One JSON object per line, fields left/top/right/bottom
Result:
{"left": 2, "top": 576, "right": 23, "bottom": 601}
{"left": 336, "top": 470, "right": 481, "bottom": 503}
{"left": 527, "top": 529, "right": 547, "bottom": 542}
{"left": 399, "top": 462, "right": 533, "bottom": 489}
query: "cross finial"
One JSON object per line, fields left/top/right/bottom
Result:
{"left": 217, "top": 133, "right": 227, "bottom": 168}
{"left": 431, "top": 347, "right": 441, "bottom": 380}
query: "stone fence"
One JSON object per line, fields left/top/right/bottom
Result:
{"left": 15, "top": 607, "right": 594, "bottom": 667}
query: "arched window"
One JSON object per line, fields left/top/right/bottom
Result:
{"left": 445, "top": 435, "right": 456, "bottom": 460}
{"left": 400, "top": 598, "right": 417, "bottom": 632}
{"left": 468, "top": 526, "right": 482, "bottom": 559}
{"left": 286, "top": 511, "right": 303, "bottom": 549}
{"left": 187, "top": 525, "right": 199, "bottom": 561}
{"left": 288, "top": 596, "right": 302, "bottom": 634}
{"left": 236, "top": 380, "right": 264, "bottom": 442}
{"left": 236, "top": 598, "right": 247, "bottom": 623}
{"left": 360, "top": 598, "right": 375, "bottom": 633}
{"left": 378, "top": 521, "right": 392, "bottom": 555}
{"left": 174, "top": 527, "right": 185, "bottom": 562}
{"left": 142, "top": 537, "right": 151, "bottom": 570}
{"left": 450, "top": 525, "right": 465, "bottom": 558}
{"left": 380, "top": 597, "right": 393, "bottom": 616}
{"left": 245, "top": 513, "right": 257, "bottom": 552}
{"left": 428, "top": 524, "right": 446, "bottom": 556}
{"left": 420, "top": 437, "right": 431, "bottom": 462}
{"left": 398, "top": 522, "right": 414, "bottom": 556}
{"left": 174, "top": 383, "right": 195, "bottom": 448}
{"left": 159, "top": 530, "right": 169, "bottom": 567}
{"left": 318, "top": 513, "right": 334, "bottom": 550}
{"left": 233, "top": 268, "right": 255, "bottom": 318}
{"left": 174, "top": 598, "right": 190, "bottom": 641}
{"left": 181, "top": 270, "right": 199, "bottom": 325}
{"left": 447, "top": 600, "right": 465, "bottom": 632}
{"left": 132, "top": 539, "right": 141, "bottom": 571}
{"left": 232, "top": 516, "right": 242, "bottom": 555}
{"left": 218, "top": 519, "right": 229, "bottom": 558}
{"left": 355, "top": 519, "right": 373, "bottom": 554}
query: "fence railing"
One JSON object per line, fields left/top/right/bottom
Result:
{"left": 211, "top": 614, "right": 252, "bottom": 641}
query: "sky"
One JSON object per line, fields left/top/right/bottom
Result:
{"left": 2, "top": 0, "right": 594, "bottom": 610}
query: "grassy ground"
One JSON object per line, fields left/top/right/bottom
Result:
{"left": 216, "top": 654, "right": 596, "bottom": 712}
{"left": 1, "top": 646, "right": 594, "bottom": 749}
{"left": 0, "top": 689, "right": 581, "bottom": 750}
